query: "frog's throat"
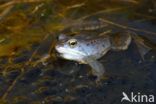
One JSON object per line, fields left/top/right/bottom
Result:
{"left": 57, "top": 47, "right": 87, "bottom": 56}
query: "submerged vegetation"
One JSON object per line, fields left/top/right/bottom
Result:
{"left": 0, "top": 0, "right": 155, "bottom": 57}
{"left": 0, "top": 0, "right": 155, "bottom": 103}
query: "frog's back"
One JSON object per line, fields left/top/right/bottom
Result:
{"left": 80, "top": 35, "right": 111, "bottom": 60}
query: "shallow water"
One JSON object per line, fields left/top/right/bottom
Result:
{"left": 0, "top": 0, "right": 156, "bottom": 104}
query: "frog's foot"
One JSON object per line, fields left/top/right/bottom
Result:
{"left": 132, "top": 35, "right": 151, "bottom": 60}
{"left": 135, "top": 40, "right": 151, "bottom": 60}
{"left": 95, "top": 75, "right": 109, "bottom": 86}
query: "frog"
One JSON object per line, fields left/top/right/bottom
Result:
{"left": 55, "top": 31, "right": 151, "bottom": 82}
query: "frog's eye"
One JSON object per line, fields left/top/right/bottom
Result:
{"left": 68, "top": 39, "right": 77, "bottom": 48}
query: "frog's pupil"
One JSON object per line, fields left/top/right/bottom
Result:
{"left": 70, "top": 41, "right": 77, "bottom": 46}
{"left": 68, "top": 39, "right": 77, "bottom": 47}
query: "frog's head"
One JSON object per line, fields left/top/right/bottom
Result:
{"left": 55, "top": 34, "right": 87, "bottom": 61}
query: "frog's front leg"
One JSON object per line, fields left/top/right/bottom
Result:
{"left": 85, "top": 58, "right": 105, "bottom": 82}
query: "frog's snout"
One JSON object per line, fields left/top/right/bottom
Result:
{"left": 55, "top": 44, "right": 60, "bottom": 52}
{"left": 55, "top": 45, "right": 62, "bottom": 56}
{"left": 55, "top": 43, "right": 65, "bottom": 53}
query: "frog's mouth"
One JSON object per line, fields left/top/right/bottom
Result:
{"left": 55, "top": 46, "right": 86, "bottom": 56}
